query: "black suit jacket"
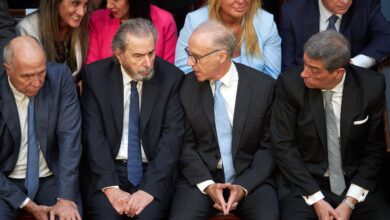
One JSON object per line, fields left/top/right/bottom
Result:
{"left": 272, "top": 64, "right": 386, "bottom": 198}
{"left": 281, "top": 0, "right": 390, "bottom": 71}
{"left": 0, "top": 62, "right": 81, "bottom": 209}
{"left": 179, "top": 63, "right": 275, "bottom": 193}
{"left": 81, "top": 57, "right": 184, "bottom": 201}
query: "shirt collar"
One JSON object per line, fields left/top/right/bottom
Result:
{"left": 121, "top": 65, "right": 142, "bottom": 86}
{"left": 318, "top": 0, "right": 342, "bottom": 24}
{"left": 211, "top": 62, "right": 239, "bottom": 87}
{"left": 8, "top": 77, "right": 28, "bottom": 102}
{"left": 322, "top": 71, "right": 346, "bottom": 93}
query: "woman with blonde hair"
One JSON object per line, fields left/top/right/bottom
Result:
{"left": 16, "top": 0, "right": 89, "bottom": 80}
{"left": 175, "top": 0, "right": 281, "bottom": 78}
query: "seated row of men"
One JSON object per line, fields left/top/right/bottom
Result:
{"left": 0, "top": 18, "right": 389, "bottom": 220}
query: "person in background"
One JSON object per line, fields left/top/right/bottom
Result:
{"left": 0, "top": 36, "right": 82, "bottom": 220}
{"left": 87, "top": 0, "right": 177, "bottom": 64}
{"left": 280, "top": 0, "right": 390, "bottom": 71}
{"left": 16, "top": 0, "right": 89, "bottom": 82}
{"left": 175, "top": 0, "right": 281, "bottom": 79}
{"left": 0, "top": 0, "right": 15, "bottom": 75}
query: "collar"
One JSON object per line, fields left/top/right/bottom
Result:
{"left": 210, "top": 62, "right": 239, "bottom": 87}
{"left": 8, "top": 77, "right": 28, "bottom": 102}
{"left": 318, "top": 0, "right": 342, "bottom": 24}
{"left": 322, "top": 70, "right": 346, "bottom": 93}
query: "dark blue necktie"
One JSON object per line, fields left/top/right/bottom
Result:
{"left": 25, "top": 97, "right": 39, "bottom": 199}
{"left": 127, "top": 81, "right": 143, "bottom": 186}
{"left": 327, "top": 15, "right": 339, "bottom": 31}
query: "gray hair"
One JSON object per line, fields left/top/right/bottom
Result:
{"left": 192, "top": 20, "right": 236, "bottom": 58}
{"left": 304, "top": 30, "right": 351, "bottom": 72}
{"left": 3, "top": 36, "right": 45, "bottom": 66}
{"left": 112, "top": 18, "right": 158, "bottom": 54}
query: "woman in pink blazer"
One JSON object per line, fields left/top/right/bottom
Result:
{"left": 87, "top": 0, "right": 178, "bottom": 64}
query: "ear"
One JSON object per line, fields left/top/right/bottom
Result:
{"left": 334, "top": 67, "right": 346, "bottom": 79}
{"left": 218, "top": 50, "right": 228, "bottom": 64}
{"left": 114, "top": 49, "right": 124, "bottom": 65}
{"left": 3, "top": 63, "right": 11, "bottom": 75}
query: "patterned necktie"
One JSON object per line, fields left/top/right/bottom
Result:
{"left": 214, "top": 80, "right": 235, "bottom": 183}
{"left": 127, "top": 81, "right": 143, "bottom": 186}
{"left": 323, "top": 91, "right": 346, "bottom": 195}
{"left": 25, "top": 97, "right": 39, "bottom": 199}
{"left": 327, "top": 15, "right": 339, "bottom": 31}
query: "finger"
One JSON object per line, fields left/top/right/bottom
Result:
{"left": 215, "top": 192, "right": 227, "bottom": 215}
{"left": 231, "top": 202, "right": 238, "bottom": 210}
{"left": 75, "top": 210, "right": 82, "bottom": 220}
{"left": 213, "top": 203, "right": 223, "bottom": 211}
{"left": 135, "top": 203, "right": 146, "bottom": 216}
{"left": 50, "top": 210, "right": 56, "bottom": 220}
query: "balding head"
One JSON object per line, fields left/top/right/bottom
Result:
{"left": 3, "top": 36, "right": 47, "bottom": 97}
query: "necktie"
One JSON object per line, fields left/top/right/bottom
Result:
{"left": 214, "top": 80, "right": 235, "bottom": 183}
{"left": 323, "top": 91, "right": 346, "bottom": 195}
{"left": 127, "top": 81, "right": 143, "bottom": 186}
{"left": 25, "top": 97, "right": 39, "bottom": 199}
{"left": 327, "top": 15, "right": 338, "bottom": 31}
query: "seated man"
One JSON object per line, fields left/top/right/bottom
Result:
{"left": 281, "top": 0, "right": 390, "bottom": 71}
{"left": 272, "top": 30, "right": 390, "bottom": 220}
{"left": 0, "top": 36, "right": 81, "bottom": 219}
{"left": 170, "top": 20, "right": 278, "bottom": 220}
{"left": 81, "top": 18, "right": 184, "bottom": 220}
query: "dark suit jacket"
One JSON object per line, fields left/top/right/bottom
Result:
{"left": 0, "top": 1, "right": 15, "bottom": 74}
{"left": 281, "top": 0, "right": 390, "bottom": 71}
{"left": 0, "top": 62, "right": 81, "bottom": 209}
{"left": 179, "top": 63, "right": 275, "bottom": 193}
{"left": 272, "top": 64, "right": 386, "bottom": 198}
{"left": 81, "top": 57, "right": 184, "bottom": 201}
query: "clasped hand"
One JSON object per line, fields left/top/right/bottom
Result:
{"left": 205, "top": 183, "right": 245, "bottom": 215}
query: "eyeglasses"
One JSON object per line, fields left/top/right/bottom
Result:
{"left": 184, "top": 47, "right": 221, "bottom": 64}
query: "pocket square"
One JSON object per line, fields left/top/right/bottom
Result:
{"left": 353, "top": 115, "right": 369, "bottom": 125}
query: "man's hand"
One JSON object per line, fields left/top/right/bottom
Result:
{"left": 124, "top": 190, "right": 154, "bottom": 217}
{"left": 49, "top": 199, "right": 81, "bottom": 220}
{"left": 205, "top": 183, "right": 229, "bottom": 214}
{"left": 225, "top": 184, "right": 245, "bottom": 213}
{"left": 103, "top": 187, "right": 131, "bottom": 215}
{"left": 23, "top": 200, "right": 51, "bottom": 220}
{"left": 335, "top": 197, "right": 356, "bottom": 220}
{"left": 313, "top": 199, "right": 341, "bottom": 220}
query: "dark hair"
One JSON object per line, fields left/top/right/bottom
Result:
{"left": 127, "top": 0, "right": 151, "bottom": 20}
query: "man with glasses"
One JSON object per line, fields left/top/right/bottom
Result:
{"left": 169, "top": 20, "right": 278, "bottom": 220}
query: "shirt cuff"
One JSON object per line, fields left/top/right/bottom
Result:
{"left": 102, "top": 185, "right": 120, "bottom": 192}
{"left": 197, "top": 180, "right": 215, "bottom": 194}
{"left": 350, "top": 54, "right": 376, "bottom": 68}
{"left": 346, "top": 183, "right": 369, "bottom": 202}
{"left": 302, "top": 191, "right": 325, "bottom": 205}
{"left": 19, "top": 198, "right": 30, "bottom": 209}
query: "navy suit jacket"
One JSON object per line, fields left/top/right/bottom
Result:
{"left": 0, "top": 62, "right": 81, "bottom": 209}
{"left": 179, "top": 63, "right": 275, "bottom": 193}
{"left": 81, "top": 57, "right": 184, "bottom": 201}
{"left": 0, "top": 1, "right": 15, "bottom": 74}
{"left": 281, "top": 0, "right": 390, "bottom": 71}
{"left": 272, "top": 64, "right": 386, "bottom": 198}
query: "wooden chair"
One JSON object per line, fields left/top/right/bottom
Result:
{"left": 16, "top": 214, "right": 35, "bottom": 220}
{"left": 209, "top": 213, "right": 240, "bottom": 220}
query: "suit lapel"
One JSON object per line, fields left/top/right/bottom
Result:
{"left": 140, "top": 73, "right": 160, "bottom": 137}
{"left": 339, "top": 9, "right": 352, "bottom": 42}
{"left": 35, "top": 81, "right": 50, "bottom": 156}
{"left": 200, "top": 81, "right": 217, "bottom": 139}
{"left": 340, "top": 69, "right": 359, "bottom": 156}
{"left": 308, "top": 89, "right": 327, "bottom": 150}
{"left": 231, "top": 68, "right": 250, "bottom": 157}
{"left": 0, "top": 75, "right": 21, "bottom": 149}
{"left": 305, "top": 0, "right": 320, "bottom": 42}
{"left": 107, "top": 64, "right": 124, "bottom": 135}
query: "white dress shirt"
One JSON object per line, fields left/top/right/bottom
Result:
{"left": 196, "top": 62, "right": 240, "bottom": 194}
{"left": 318, "top": 0, "right": 375, "bottom": 68}
{"left": 302, "top": 73, "right": 369, "bottom": 205}
{"left": 8, "top": 78, "right": 52, "bottom": 207}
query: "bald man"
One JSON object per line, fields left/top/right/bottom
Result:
{"left": 0, "top": 36, "right": 81, "bottom": 220}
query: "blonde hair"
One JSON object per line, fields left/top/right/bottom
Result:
{"left": 208, "top": 0, "right": 261, "bottom": 57}
{"left": 38, "top": 0, "right": 89, "bottom": 68}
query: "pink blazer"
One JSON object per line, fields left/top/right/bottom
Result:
{"left": 87, "top": 5, "right": 177, "bottom": 64}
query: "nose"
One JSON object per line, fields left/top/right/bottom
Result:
{"left": 300, "top": 66, "right": 310, "bottom": 78}
{"left": 106, "top": 0, "right": 113, "bottom": 9}
{"left": 77, "top": 4, "right": 86, "bottom": 17}
{"left": 30, "top": 75, "right": 40, "bottom": 86}
{"left": 143, "top": 55, "right": 151, "bottom": 67}
{"left": 187, "top": 57, "right": 195, "bottom": 67}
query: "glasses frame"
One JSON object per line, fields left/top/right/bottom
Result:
{"left": 184, "top": 47, "right": 221, "bottom": 64}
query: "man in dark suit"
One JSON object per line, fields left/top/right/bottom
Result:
{"left": 0, "top": 1, "right": 15, "bottom": 74}
{"left": 272, "top": 31, "right": 390, "bottom": 220}
{"left": 81, "top": 18, "right": 184, "bottom": 220}
{"left": 170, "top": 20, "right": 278, "bottom": 220}
{"left": 281, "top": 0, "right": 390, "bottom": 71}
{"left": 0, "top": 36, "right": 81, "bottom": 219}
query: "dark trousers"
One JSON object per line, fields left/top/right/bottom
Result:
{"left": 86, "top": 161, "right": 172, "bottom": 220}
{"left": 0, "top": 175, "right": 58, "bottom": 219}
{"left": 280, "top": 177, "right": 390, "bottom": 220}
{"left": 169, "top": 170, "right": 279, "bottom": 220}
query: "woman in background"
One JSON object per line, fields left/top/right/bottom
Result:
{"left": 175, "top": 0, "right": 281, "bottom": 79}
{"left": 87, "top": 0, "right": 177, "bottom": 64}
{"left": 16, "top": 0, "right": 89, "bottom": 80}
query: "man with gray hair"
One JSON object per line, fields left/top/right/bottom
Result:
{"left": 272, "top": 30, "right": 390, "bottom": 220}
{"left": 170, "top": 20, "right": 278, "bottom": 220}
{"left": 81, "top": 18, "right": 184, "bottom": 219}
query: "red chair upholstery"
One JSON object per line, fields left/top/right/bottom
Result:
{"left": 209, "top": 213, "right": 240, "bottom": 220}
